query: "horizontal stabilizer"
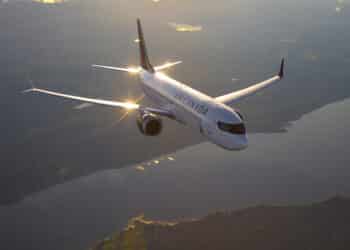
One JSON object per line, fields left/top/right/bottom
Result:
{"left": 92, "top": 64, "right": 141, "bottom": 73}
{"left": 154, "top": 61, "right": 182, "bottom": 71}
{"left": 92, "top": 61, "right": 182, "bottom": 73}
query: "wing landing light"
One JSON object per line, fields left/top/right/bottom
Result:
{"left": 23, "top": 87, "right": 174, "bottom": 119}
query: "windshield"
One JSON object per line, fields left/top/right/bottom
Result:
{"left": 217, "top": 121, "right": 246, "bottom": 135}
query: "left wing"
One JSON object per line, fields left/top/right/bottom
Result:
{"left": 92, "top": 64, "right": 141, "bottom": 73}
{"left": 215, "top": 59, "right": 284, "bottom": 106}
{"left": 23, "top": 88, "right": 174, "bottom": 118}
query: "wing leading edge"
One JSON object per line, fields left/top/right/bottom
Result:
{"left": 23, "top": 88, "right": 174, "bottom": 118}
{"left": 215, "top": 59, "right": 285, "bottom": 106}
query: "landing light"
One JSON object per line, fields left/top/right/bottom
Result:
{"left": 126, "top": 67, "right": 141, "bottom": 74}
{"left": 124, "top": 100, "right": 139, "bottom": 110}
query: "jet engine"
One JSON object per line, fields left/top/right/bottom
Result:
{"left": 137, "top": 113, "right": 163, "bottom": 136}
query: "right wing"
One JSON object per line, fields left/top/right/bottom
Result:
{"left": 23, "top": 87, "right": 174, "bottom": 118}
{"left": 215, "top": 59, "right": 284, "bottom": 106}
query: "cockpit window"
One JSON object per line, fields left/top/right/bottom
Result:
{"left": 217, "top": 121, "right": 246, "bottom": 135}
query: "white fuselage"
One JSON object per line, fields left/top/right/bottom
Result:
{"left": 140, "top": 70, "right": 248, "bottom": 150}
{"left": 26, "top": 20, "right": 283, "bottom": 152}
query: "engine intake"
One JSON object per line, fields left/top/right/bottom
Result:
{"left": 137, "top": 113, "right": 162, "bottom": 136}
{"left": 235, "top": 110, "right": 244, "bottom": 121}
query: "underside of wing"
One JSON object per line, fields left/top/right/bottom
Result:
{"left": 23, "top": 87, "right": 174, "bottom": 118}
{"left": 23, "top": 88, "right": 140, "bottom": 109}
{"left": 215, "top": 59, "right": 284, "bottom": 106}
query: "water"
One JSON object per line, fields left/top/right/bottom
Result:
{"left": 1, "top": 97, "right": 350, "bottom": 250}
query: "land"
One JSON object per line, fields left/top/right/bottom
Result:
{"left": 91, "top": 197, "right": 350, "bottom": 250}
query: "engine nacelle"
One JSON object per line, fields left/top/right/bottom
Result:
{"left": 235, "top": 110, "right": 244, "bottom": 121}
{"left": 137, "top": 113, "right": 163, "bottom": 136}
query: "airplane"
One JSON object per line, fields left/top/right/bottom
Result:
{"left": 24, "top": 19, "right": 285, "bottom": 151}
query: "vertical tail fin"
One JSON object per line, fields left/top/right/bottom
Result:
{"left": 137, "top": 19, "right": 154, "bottom": 73}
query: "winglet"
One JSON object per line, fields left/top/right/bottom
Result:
{"left": 278, "top": 58, "right": 285, "bottom": 78}
{"left": 22, "top": 88, "right": 36, "bottom": 94}
{"left": 22, "top": 80, "right": 37, "bottom": 94}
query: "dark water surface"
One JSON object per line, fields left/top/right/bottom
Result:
{"left": 1, "top": 95, "right": 350, "bottom": 250}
